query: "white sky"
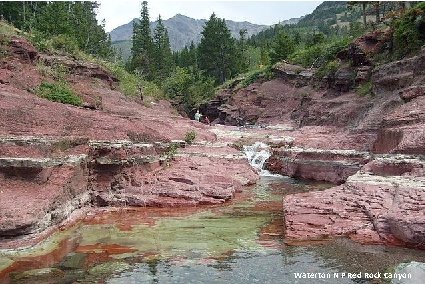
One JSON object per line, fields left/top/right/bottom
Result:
{"left": 96, "top": 0, "right": 322, "bottom": 32}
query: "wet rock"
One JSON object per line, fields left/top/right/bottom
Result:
{"left": 60, "top": 253, "right": 86, "bottom": 269}
{"left": 10, "top": 267, "right": 65, "bottom": 283}
{"left": 88, "top": 261, "right": 131, "bottom": 276}
{"left": 391, "top": 262, "right": 425, "bottom": 284}
{"left": 92, "top": 145, "right": 258, "bottom": 207}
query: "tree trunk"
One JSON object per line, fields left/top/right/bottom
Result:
{"left": 362, "top": 2, "right": 367, "bottom": 26}
{"left": 375, "top": 2, "right": 380, "bottom": 23}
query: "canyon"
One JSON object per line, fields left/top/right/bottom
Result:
{"left": 1, "top": 29, "right": 424, "bottom": 256}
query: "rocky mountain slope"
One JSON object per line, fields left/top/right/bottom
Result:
{"left": 110, "top": 14, "right": 269, "bottom": 58}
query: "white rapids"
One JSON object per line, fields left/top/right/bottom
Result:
{"left": 243, "top": 142, "right": 282, "bottom": 177}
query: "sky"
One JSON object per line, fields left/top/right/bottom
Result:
{"left": 96, "top": 0, "right": 322, "bottom": 32}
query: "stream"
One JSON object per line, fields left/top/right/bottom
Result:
{"left": 0, "top": 143, "right": 424, "bottom": 283}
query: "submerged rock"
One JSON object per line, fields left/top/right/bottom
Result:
{"left": 10, "top": 267, "right": 65, "bottom": 284}
{"left": 391, "top": 262, "right": 425, "bottom": 284}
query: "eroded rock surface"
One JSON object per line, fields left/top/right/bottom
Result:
{"left": 284, "top": 155, "right": 425, "bottom": 248}
{"left": 0, "top": 37, "right": 258, "bottom": 247}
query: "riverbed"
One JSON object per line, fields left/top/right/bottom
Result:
{"left": 1, "top": 174, "right": 424, "bottom": 284}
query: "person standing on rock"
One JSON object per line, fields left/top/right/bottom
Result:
{"left": 203, "top": 115, "right": 211, "bottom": 126}
{"left": 194, "top": 110, "right": 201, "bottom": 122}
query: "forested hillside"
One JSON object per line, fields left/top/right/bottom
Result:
{"left": 1, "top": 1, "right": 424, "bottom": 119}
{"left": 0, "top": 1, "right": 112, "bottom": 58}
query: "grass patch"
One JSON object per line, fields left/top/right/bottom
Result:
{"left": 238, "top": 67, "right": 275, "bottom": 88}
{"left": 36, "top": 62, "right": 69, "bottom": 81}
{"left": 356, "top": 81, "right": 373, "bottom": 97}
{"left": 0, "top": 20, "right": 19, "bottom": 38}
{"left": 80, "top": 55, "right": 165, "bottom": 99}
{"left": 184, "top": 130, "right": 196, "bottom": 145}
{"left": 315, "top": 60, "right": 340, "bottom": 78}
{"left": 35, "top": 81, "right": 82, "bottom": 106}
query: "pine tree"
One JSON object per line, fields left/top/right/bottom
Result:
{"left": 198, "top": 13, "right": 238, "bottom": 84}
{"left": 131, "top": 1, "right": 154, "bottom": 78}
{"left": 236, "top": 29, "right": 249, "bottom": 73}
{"left": 269, "top": 30, "right": 295, "bottom": 64}
{"left": 152, "top": 15, "right": 173, "bottom": 82}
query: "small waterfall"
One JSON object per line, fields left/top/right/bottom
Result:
{"left": 243, "top": 142, "right": 279, "bottom": 176}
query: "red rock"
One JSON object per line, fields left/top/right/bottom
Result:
{"left": 283, "top": 157, "right": 425, "bottom": 248}
{"left": 9, "top": 37, "right": 39, "bottom": 62}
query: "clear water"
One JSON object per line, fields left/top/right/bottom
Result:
{"left": 1, "top": 176, "right": 424, "bottom": 284}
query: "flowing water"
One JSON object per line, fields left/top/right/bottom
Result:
{"left": 1, "top": 144, "right": 424, "bottom": 284}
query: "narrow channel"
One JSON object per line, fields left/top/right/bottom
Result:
{"left": 1, "top": 144, "right": 424, "bottom": 284}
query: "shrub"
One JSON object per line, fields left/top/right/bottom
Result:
{"left": 48, "top": 34, "right": 79, "bottom": 55}
{"left": 30, "top": 32, "right": 79, "bottom": 55}
{"left": 37, "top": 62, "right": 69, "bottom": 81}
{"left": 239, "top": 69, "right": 263, "bottom": 88}
{"left": 238, "top": 66, "right": 275, "bottom": 88}
{"left": 393, "top": 2, "right": 425, "bottom": 58}
{"left": 184, "top": 130, "right": 196, "bottom": 145}
{"left": 357, "top": 81, "right": 373, "bottom": 97}
{"left": 160, "top": 143, "right": 179, "bottom": 166}
{"left": 316, "top": 60, "right": 340, "bottom": 78}
{"left": 36, "top": 81, "right": 82, "bottom": 106}
{"left": 289, "top": 37, "right": 350, "bottom": 68}
{"left": 163, "top": 67, "right": 215, "bottom": 112}
{"left": 102, "top": 62, "right": 164, "bottom": 99}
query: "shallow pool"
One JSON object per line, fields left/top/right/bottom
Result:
{"left": 1, "top": 176, "right": 424, "bottom": 284}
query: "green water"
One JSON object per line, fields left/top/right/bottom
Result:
{"left": 1, "top": 176, "right": 424, "bottom": 284}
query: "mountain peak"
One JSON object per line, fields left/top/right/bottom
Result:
{"left": 110, "top": 14, "right": 268, "bottom": 57}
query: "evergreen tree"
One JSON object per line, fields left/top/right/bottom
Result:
{"left": 269, "top": 30, "right": 295, "bottom": 64}
{"left": 236, "top": 29, "right": 249, "bottom": 73}
{"left": 152, "top": 15, "right": 173, "bottom": 82}
{"left": 198, "top": 13, "right": 238, "bottom": 84}
{"left": 131, "top": 1, "right": 154, "bottom": 78}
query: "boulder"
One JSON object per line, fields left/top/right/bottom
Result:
{"left": 9, "top": 37, "right": 38, "bottom": 62}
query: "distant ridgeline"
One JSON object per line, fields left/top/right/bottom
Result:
{"left": 109, "top": 14, "right": 271, "bottom": 59}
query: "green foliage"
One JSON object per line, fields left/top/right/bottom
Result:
{"left": 0, "top": 20, "right": 18, "bottom": 38}
{"left": 198, "top": 13, "right": 239, "bottom": 84}
{"left": 315, "top": 60, "right": 340, "bottom": 78}
{"left": 356, "top": 81, "right": 373, "bottom": 97}
{"left": 2, "top": 2, "right": 112, "bottom": 58}
{"left": 131, "top": 1, "right": 155, "bottom": 78}
{"left": 142, "top": 80, "right": 165, "bottom": 99}
{"left": 184, "top": 130, "right": 197, "bottom": 145}
{"left": 161, "top": 143, "right": 179, "bottom": 166}
{"left": 102, "top": 61, "right": 164, "bottom": 99}
{"left": 269, "top": 30, "right": 295, "bottom": 64}
{"left": 48, "top": 34, "right": 80, "bottom": 55}
{"left": 152, "top": 15, "right": 174, "bottom": 82}
{"left": 238, "top": 67, "right": 274, "bottom": 88}
{"left": 36, "top": 62, "right": 69, "bottom": 81}
{"left": 392, "top": 2, "right": 425, "bottom": 58}
{"left": 35, "top": 81, "right": 82, "bottom": 106}
{"left": 163, "top": 67, "right": 215, "bottom": 112}
{"left": 289, "top": 37, "right": 350, "bottom": 68}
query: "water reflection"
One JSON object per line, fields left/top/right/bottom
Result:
{"left": 1, "top": 177, "right": 424, "bottom": 284}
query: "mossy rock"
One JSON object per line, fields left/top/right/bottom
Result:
{"left": 88, "top": 261, "right": 131, "bottom": 276}
{"left": 10, "top": 267, "right": 65, "bottom": 284}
